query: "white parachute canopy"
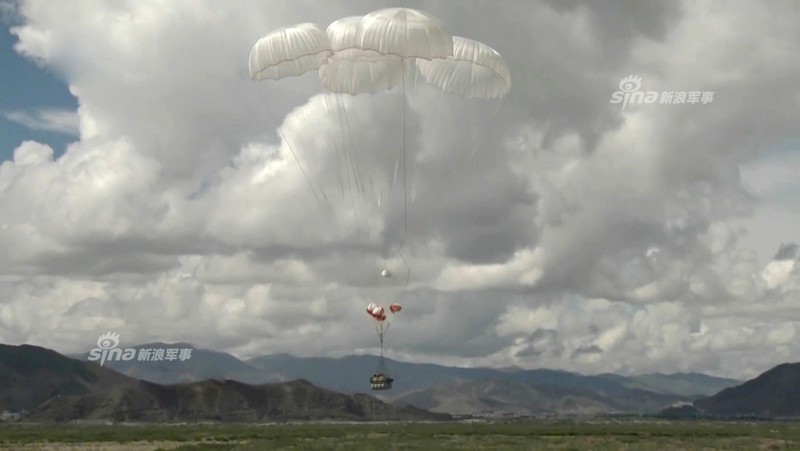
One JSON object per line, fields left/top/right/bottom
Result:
{"left": 416, "top": 36, "right": 511, "bottom": 99}
{"left": 319, "top": 49, "right": 404, "bottom": 95}
{"left": 354, "top": 8, "right": 453, "bottom": 59}
{"left": 248, "top": 9, "right": 509, "bottom": 282}
{"left": 309, "top": 7, "right": 460, "bottom": 246}
{"left": 249, "top": 23, "right": 331, "bottom": 80}
{"left": 319, "top": 9, "right": 453, "bottom": 95}
{"left": 326, "top": 16, "right": 361, "bottom": 52}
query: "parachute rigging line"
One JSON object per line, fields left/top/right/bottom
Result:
{"left": 253, "top": 84, "right": 325, "bottom": 208}
{"left": 276, "top": 115, "right": 325, "bottom": 204}
{"left": 249, "top": 81, "right": 340, "bottom": 235}
{"left": 463, "top": 100, "right": 504, "bottom": 168}
{"left": 399, "top": 60, "right": 411, "bottom": 286}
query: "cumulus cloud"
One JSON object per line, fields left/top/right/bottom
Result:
{"left": 2, "top": 108, "right": 79, "bottom": 135}
{"left": 0, "top": 0, "right": 799, "bottom": 379}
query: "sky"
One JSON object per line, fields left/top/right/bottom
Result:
{"left": 1, "top": 0, "right": 799, "bottom": 380}
{"left": 0, "top": 20, "right": 77, "bottom": 159}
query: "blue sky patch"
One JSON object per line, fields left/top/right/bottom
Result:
{"left": 0, "top": 23, "right": 77, "bottom": 161}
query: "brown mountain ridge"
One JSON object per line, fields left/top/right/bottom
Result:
{"left": 0, "top": 344, "right": 447, "bottom": 422}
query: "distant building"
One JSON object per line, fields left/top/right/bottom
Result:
{"left": 0, "top": 411, "right": 22, "bottom": 421}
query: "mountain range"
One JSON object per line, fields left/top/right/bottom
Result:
{"left": 392, "top": 378, "right": 673, "bottom": 416}
{"left": 691, "top": 363, "right": 800, "bottom": 418}
{"left": 12, "top": 340, "right": 800, "bottom": 421}
{"left": 12, "top": 341, "right": 800, "bottom": 420}
{"left": 68, "top": 342, "right": 740, "bottom": 416}
{"left": 0, "top": 344, "right": 446, "bottom": 422}
{"left": 70, "top": 343, "right": 740, "bottom": 398}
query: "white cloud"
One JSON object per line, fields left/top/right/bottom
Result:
{"left": 0, "top": 0, "right": 799, "bottom": 379}
{"left": 735, "top": 149, "right": 800, "bottom": 264}
{"left": 3, "top": 108, "right": 79, "bottom": 135}
{"left": 435, "top": 248, "right": 545, "bottom": 291}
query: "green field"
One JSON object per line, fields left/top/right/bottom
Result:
{"left": 1, "top": 420, "right": 799, "bottom": 450}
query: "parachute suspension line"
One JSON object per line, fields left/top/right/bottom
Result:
{"left": 402, "top": 67, "right": 408, "bottom": 242}
{"left": 324, "top": 95, "right": 347, "bottom": 205}
{"left": 333, "top": 93, "right": 370, "bottom": 235}
{"left": 325, "top": 92, "right": 366, "bottom": 235}
{"left": 239, "top": 54, "right": 337, "bottom": 232}
{"left": 255, "top": 86, "right": 327, "bottom": 211}
{"left": 279, "top": 126, "right": 323, "bottom": 202}
{"left": 464, "top": 100, "right": 504, "bottom": 168}
{"left": 339, "top": 93, "right": 373, "bottom": 234}
{"left": 376, "top": 320, "right": 392, "bottom": 374}
{"left": 380, "top": 325, "right": 384, "bottom": 357}
{"left": 399, "top": 59, "right": 411, "bottom": 286}
{"left": 330, "top": 94, "right": 356, "bottom": 229}
{"left": 380, "top": 332, "right": 385, "bottom": 374}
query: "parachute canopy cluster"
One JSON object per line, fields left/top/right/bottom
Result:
{"left": 366, "top": 302, "right": 401, "bottom": 321}
{"left": 247, "top": 9, "right": 507, "bottom": 389}
{"left": 249, "top": 8, "right": 510, "bottom": 99}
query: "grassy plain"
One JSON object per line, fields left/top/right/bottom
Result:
{"left": 1, "top": 419, "right": 798, "bottom": 450}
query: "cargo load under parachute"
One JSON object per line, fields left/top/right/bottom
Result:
{"left": 366, "top": 300, "right": 402, "bottom": 390}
